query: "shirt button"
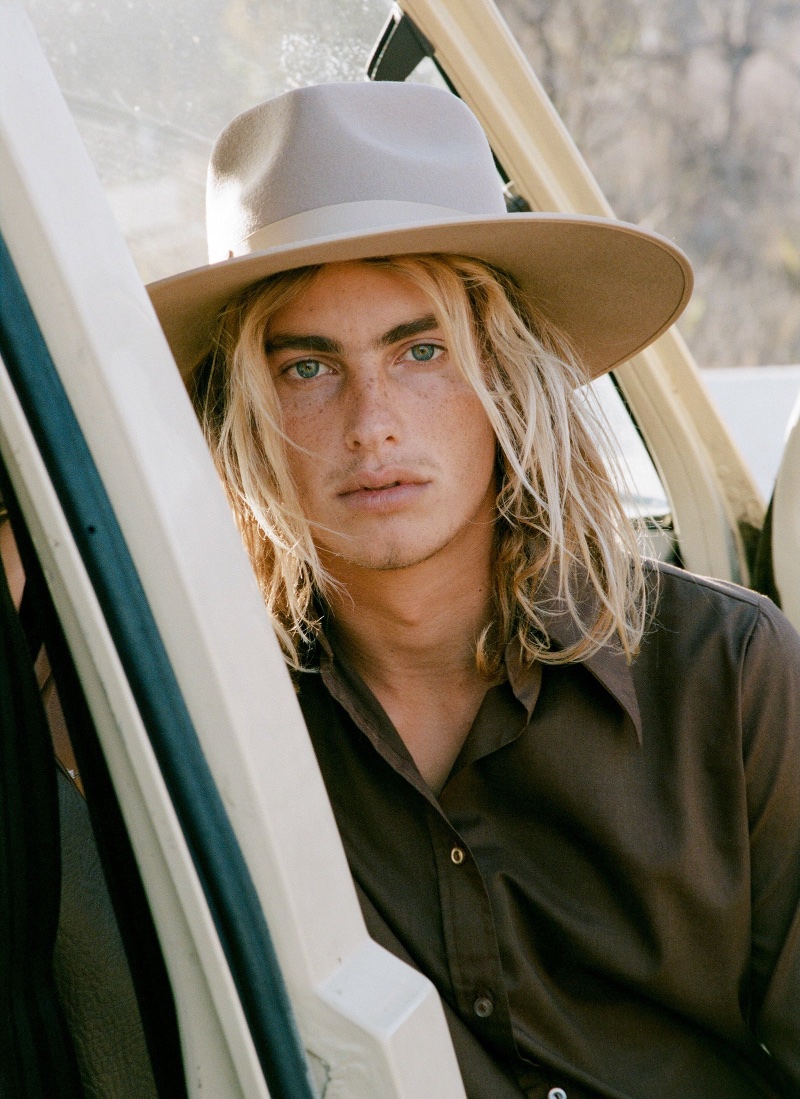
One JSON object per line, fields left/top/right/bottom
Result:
{"left": 450, "top": 846, "right": 465, "bottom": 864}
{"left": 473, "top": 993, "right": 494, "bottom": 1018}
{"left": 547, "top": 1089, "right": 568, "bottom": 1099}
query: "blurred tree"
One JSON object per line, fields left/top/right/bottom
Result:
{"left": 498, "top": 0, "right": 800, "bottom": 366}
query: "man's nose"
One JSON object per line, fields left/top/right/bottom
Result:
{"left": 344, "top": 371, "right": 400, "bottom": 451}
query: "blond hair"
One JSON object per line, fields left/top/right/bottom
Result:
{"left": 192, "top": 254, "right": 648, "bottom": 674}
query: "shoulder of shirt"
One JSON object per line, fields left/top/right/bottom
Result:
{"left": 646, "top": 558, "right": 765, "bottom": 607}
{"left": 642, "top": 557, "right": 796, "bottom": 643}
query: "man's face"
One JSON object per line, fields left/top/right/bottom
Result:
{"left": 263, "top": 261, "right": 498, "bottom": 575}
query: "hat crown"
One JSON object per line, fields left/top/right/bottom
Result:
{"left": 148, "top": 81, "right": 693, "bottom": 382}
{"left": 206, "top": 81, "right": 507, "bottom": 263}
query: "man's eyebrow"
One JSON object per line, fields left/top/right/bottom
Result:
{"left": 377, "top": 314, "right": 440, "bottom": 348}
{"left": 263, "top": 314, "right": 440, "bottom": 356}
{"left": 264, "top": 333, "right": 343, "bottom": 355}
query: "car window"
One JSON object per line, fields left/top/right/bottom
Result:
{"left": 23, "top": 0, "right": 394, "bottom": 282}
{"left": 590, "top": 376, "right": 675, "bottom": 561}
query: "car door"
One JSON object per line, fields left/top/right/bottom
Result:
{"left": 0, "top": 2, "right": 466, "bottom": 1096}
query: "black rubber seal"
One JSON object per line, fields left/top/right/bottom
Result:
{"left": 0, "top": 230, "right": 316, "bottom": 1099}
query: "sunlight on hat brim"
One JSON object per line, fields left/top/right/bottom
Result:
{"left": 147, "top": 212, "right": 693, "bottom": 382}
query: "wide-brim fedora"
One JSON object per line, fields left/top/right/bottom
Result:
{"left": 147, "top": 81, "right": 693, "bottom": 381}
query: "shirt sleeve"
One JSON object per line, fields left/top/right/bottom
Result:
{"left": 741, "top": 597, "right": 800, "bottom": 1083}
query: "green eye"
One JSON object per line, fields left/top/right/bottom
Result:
{"left": 293, "top": 359, "right": 323, "bottom": 379}
{"left": 409, "top": 343, "right": 440, "bottom": 362}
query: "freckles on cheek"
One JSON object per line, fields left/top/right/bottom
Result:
{"left": 419, "top": 375, "right": 482, "bottom": 419}
{"left": 453, "top": 391, "right": 494, "bottom": 434}
{"left": 279, "top": 396, "right": 322, "bottom": 444}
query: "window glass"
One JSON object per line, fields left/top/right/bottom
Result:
{"left": 23, "top": 0, "right": 393, "bottom": 282}
{"left": 590, "top": 376, "right": 676, "bottom": 561}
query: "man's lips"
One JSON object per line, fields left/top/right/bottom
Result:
{"left": 338, "top": 468, "right": 428, "bottom": 494}
{"left": 337, "top": 469, "right": 430, "bottom": 510}
{"left": 352, "top": 480, "right": 403, "bottom": 492}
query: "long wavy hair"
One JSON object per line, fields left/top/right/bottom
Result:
{"left": 191, "top": 254, "right": 649, "bottom": 675}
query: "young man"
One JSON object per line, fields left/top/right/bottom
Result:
{"left": 149, "top": 82, "right": 800, "bottom": 1098}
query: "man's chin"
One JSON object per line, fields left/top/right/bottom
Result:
{"left": 321, "top": 539, "right": 447, "bottom": 575}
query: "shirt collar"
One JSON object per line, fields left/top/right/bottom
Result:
{"left": 308, "top": 590, "right": 643, "bottom": 746}
{"left": 542, "top": 601, "right": 643, "bottom": 745}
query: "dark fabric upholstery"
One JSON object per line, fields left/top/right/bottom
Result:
{"left": 0, "top": 532, "right": 85, "bottom": 1098}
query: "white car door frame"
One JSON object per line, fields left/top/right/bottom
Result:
{"left": 0, "top": 2, "right": 466, "bottom": 1096}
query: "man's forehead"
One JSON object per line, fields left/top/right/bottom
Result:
{"left": 264, "top": 262, "right": 446, "bottom": 350}
{"left": 279, "top": 260, "right": 435, "bottom": 312}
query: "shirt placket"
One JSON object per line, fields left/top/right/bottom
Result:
{"left": 317, "top": 643, "right": 590, "bottom": 1080}
{"left": 425, "top": 802, "right": 516, "bottom": 1054}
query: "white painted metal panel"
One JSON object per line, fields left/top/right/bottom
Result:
{"left": 771, "top": 388, "right": 800, "bottom": 630}
{"left": 702, "top": 367, "right": 800, "bottom": 502}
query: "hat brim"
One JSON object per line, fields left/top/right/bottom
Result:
{"left": 146, "top": 212, "right": 693, "bottom": 381}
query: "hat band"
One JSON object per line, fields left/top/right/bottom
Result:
{"left": 236, "top": 199, "right": 473, "bottom": 256}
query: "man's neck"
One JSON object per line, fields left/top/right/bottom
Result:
{"left": 325, "top": 528, "right": 493, "bottom": 683}
{"left": 322, "top": 524, "right": 497, "bottom": 792}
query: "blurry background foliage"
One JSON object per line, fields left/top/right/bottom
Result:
{"left": 497, "top": 0, "right": 800, "bottom": 367}
{"left": 24, "top": 0, "right": 800, "bottom": 368}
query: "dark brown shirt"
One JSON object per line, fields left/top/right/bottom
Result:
{"left": 298, "top": 563, "right": 800, "bottom": 1099}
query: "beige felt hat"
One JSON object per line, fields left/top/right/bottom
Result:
{"left": 147, "top": 81, "right": 693, "bottom": 380}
